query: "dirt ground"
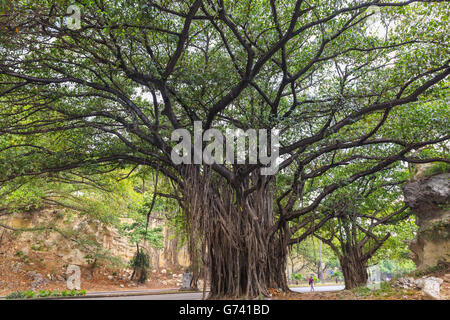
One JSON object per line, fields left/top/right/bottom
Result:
{"left": 0, "top": 238, "right": 182, "bottom": 296}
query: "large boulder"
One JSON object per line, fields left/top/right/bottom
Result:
{"left": 415, "top": 277, "right": 444, "bottom": 300}
{"left": 403, "top": 173, "right": 450, "bottom": 271}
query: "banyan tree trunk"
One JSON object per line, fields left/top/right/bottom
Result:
{"left": 182, "top": 166, "right": 288, "bottom": 299}
{"left": 339, "top": 249, "right": 368, "bottom": 289}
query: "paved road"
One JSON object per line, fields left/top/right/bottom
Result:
{"left": 291, "top": 285, "right": 345, "bottom": 293}
{"left": 70, "top": 285, "right": 344, "bottom": 300}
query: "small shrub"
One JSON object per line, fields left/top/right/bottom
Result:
{"left": 5, "top": 291, "right": 26, "bottom": 299}
{"left": 5, "top": 290, "right": 36, "bottom": 299}
{"left": 14, "top": 250, "right": 30, "bottom": 263}
{"left": 51, "top": 291, "right": 62, "bottom": 297}
{"left": 38, "top": 290, "right": 51, "bottom": 298}
{"left": 353, "top": 286, "right": 371, "bottom": 297}
{"left": 130, "top": 249, "right": 150, "bottom": 283}
{"left": 291, "top": 273, "right": 303, "bottom": 281}
{"left": 15, "top": 250, "right": 24, "bottom": 257}
{"left": 6, "top": 289, "right": 86, "bottom": 299}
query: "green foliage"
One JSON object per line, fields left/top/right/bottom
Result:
{"left": 5, "top": 291, "right": 27, "bottom": 299}
{"left": 4, "top": 289, "right": 86, "bottom": 299}
{"left": 121, "top": 193, "right": 165, "bottom": 249}
{"left": 14, "top": 250, "right": 25, "bottom": 257}
{"left": 331, "top": 271, "right": 343, "bottom": 279}
{"left": 353, "top": 281, "right": 396, "bottom": 298}
{"left": 289, "top": 237, "right": 340, "bottom": 274}
{"left": 371, "top": 217, "right": 418, "bottom": 270}
{"left": 36, "top": 289, "right": 86, "bottom": 298}
{"left": 377, "top": 259, "right": 416, "bottom": 277}
{"left": 122, "top": 222, "right": 164, "bottom": 249}
{"left": 0, "top": 169, "right": 163, "bottom": 270}
{"left": 422, "top": 162, "right": 450, "bottom": 177}
{"left": 38, "top": 290, "right": 51, "bottom": 298}
{"left": 312, "top": 169, "right": 419, "bottom": 274}
{"left": 353, "top": 286, "right": 372, "bottom": 297}
{"left": 0, "top": 169, "right": 144, "bottom": 226}
{"left": 1, "top": 179, "right": 44, "bottom": 211}
{"left": 50, "top": 291, "right": 61, "bottom": 297}
{"left": 291, "top": 273, "right": 303, "bottom": 281}
{"left": 370, "top": 282, "right": 398, "bottom": 298}
{"left": 14, "top": 250, "right": 31, "bottom": 263}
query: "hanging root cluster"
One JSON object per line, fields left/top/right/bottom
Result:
{"left": 180, "top": 165, "right": 289, "bottom": 299}
{"left": 130, "top": 246, "right": 150, "bottom": 284}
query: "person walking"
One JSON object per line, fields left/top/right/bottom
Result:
{"left": 309, "top": 276, "right": 315, "bottom": 292}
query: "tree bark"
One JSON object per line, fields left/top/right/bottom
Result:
{"left": 339, "top": 248, "right": 368, "bottom": 289}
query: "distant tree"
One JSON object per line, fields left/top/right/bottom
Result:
{"left": 313, "top": 169, "right": 414, "bottom": 288}
{"left": 121, "top": 194, "right": 164, "bottom": 283}
{"left": 289, "top": 237, "right": 339, "bottom": 281}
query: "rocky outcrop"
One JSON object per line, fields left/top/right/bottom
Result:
{"left": 0, "top": 207, "right": 189, "bottom": 269}
{"left": 403, "top": 173, "right": 450, "bottom": 271}
{"left": 395, "top": 276, "right": 445, "bottom": 300}
{"left": 393, "top": 277, "right": 416, "bottom": 290}
{"left": 26, "top": 271, "right": 48, "bottom": 290}
{"left": 416, "top": 276, "right": 444, "bottom": 300}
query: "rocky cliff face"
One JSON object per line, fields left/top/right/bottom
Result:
{"left": 0, "top": 207, "right": 189, "bottom": 269}
{"left": 403, "top": 173, "right": 450, "bottom": 271}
